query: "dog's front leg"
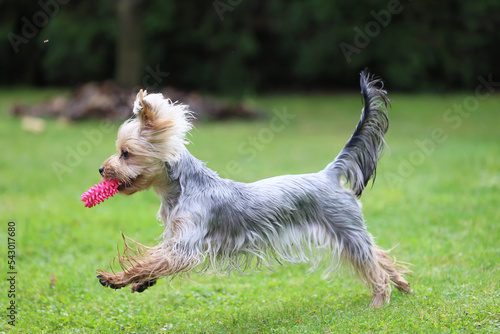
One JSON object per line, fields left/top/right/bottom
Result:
{"left": 96, "top": 238, "right": 198, "bottom": 293}
{"left": 97, "top": 267, "right": 158, "bottom": 293}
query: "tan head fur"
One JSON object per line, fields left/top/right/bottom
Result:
{"left": 100, "top": 90, "right": 192, "bottom": 195}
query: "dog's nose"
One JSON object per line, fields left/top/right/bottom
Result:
{"left": 99, "top": 167, "right": 104, "bottom": 175}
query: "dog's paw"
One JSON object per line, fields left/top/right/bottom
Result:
{"left": 97, "top": 274, "right": 123, "bottom": 290}
{"left": 131, "top": 279, "right": 157, "bottom": 293}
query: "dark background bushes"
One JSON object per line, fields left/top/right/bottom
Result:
{"left": 1, "top": 0, "right": 499, "bottom": 94}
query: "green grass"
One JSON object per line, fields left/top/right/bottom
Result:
{"left": 0, "top": 89, "right": 499, "bottom": 333}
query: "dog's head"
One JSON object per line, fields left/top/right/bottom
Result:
{"left": 100, "top": 90, "right": 192, "bottom": 195}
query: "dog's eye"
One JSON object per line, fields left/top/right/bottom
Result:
{"left": 121, "top": 150, "right": 129, "bottom": 158}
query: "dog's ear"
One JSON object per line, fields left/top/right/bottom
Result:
{"left": 134, "top": 89, "right": 155, "bottom": 126}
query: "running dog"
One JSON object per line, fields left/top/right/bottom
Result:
{"left": 96, "top": 72, "right": 412, "bottom": 307}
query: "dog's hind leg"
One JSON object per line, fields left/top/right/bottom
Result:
{"left": 341, "top": 232, "right": 412, "bottom": 308}
{"left": 371, "top": 246, "right": 412, "bottom": 293}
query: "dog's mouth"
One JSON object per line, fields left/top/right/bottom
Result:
{"left": 116, "top": 175, "right": 141, "bottom": 192}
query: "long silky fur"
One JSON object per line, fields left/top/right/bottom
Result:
{"left": 98, "top": 72, "right": 411, "bottom": 307}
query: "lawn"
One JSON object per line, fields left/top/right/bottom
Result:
{"left": 0, "top": 88, "right": 499, "bottom": 333}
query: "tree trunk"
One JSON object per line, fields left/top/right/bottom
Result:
{"left": 115, "top": 0, "right": 146, "bottom": 87}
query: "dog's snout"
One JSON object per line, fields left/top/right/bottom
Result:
{"left": 99, "top": 166, "right": 104, "bottom": 175}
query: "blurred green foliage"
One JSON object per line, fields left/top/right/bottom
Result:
{"left": 1, "top": 0, "right": 500, "bottom": 93}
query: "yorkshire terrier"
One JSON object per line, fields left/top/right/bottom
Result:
{"left": 96, "top": 71, "right": 412, "bottom": 307}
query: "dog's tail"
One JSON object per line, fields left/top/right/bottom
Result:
{"left": 327, "top": 71, "right": 389, "bottom": 197}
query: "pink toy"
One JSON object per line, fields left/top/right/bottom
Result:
{"left": 81, "top": 180, "right": 120, "bottom": 208}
